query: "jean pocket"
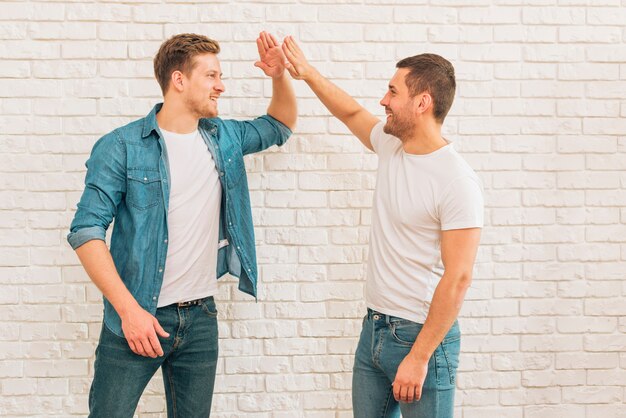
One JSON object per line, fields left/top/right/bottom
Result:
{"left": 201, "top": 298, "right": 218, "bottom": 317}
{"left": 390, "top": 322, "right": 422, "bottom": 346}
{"left": 126, "top": 169, "right": 161, "bottom": 210}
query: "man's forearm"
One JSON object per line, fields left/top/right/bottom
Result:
{"left": 75, "top": 239, "right": 140, "bottom": 318}
{"left": 301, "top": 67, "right": 365, "bottom": 124}
{"left": 409, "top": 273, "right": 471, "bottom": 361}
{"left": 281, "top": 36, "right": 377, "bottom": 149}
{"left": 267, "top": 74, "right": 297, "bottom": 130}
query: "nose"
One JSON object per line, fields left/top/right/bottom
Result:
{"left": 215, "top": 79, "right": 225, "bottom": 93}
{"left": 380, "top": 92, "right": 389, "bottom": 107}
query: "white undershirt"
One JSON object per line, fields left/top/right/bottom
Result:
{"left": 366, "top": 122, "right": 484, "bottom": 323}
{"left": 157, "top": 128, "right": 221, "bottom": 307}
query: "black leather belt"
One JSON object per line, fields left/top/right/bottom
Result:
{"left": 177, "top": 297, "right": 208, "bottom": 307}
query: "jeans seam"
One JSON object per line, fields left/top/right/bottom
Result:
{"left": 373, "top": 324, "right": 384, "bottom": 369}
{"left": 368, "top": 318, "right": 373, "bottom": 360}
{"left": 166, "top": 361, "right": 177, "bottom": 418}
{"left": 434, "top": 345, "right": 441, "bottom": 387}
{"left": 440, "top": 342, "right": 454, "bottom": 385}
{"left": 381, "top": 384, "right": 394, "bottom": 418}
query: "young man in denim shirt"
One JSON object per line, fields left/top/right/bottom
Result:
{"left": 67, "top": 32, "right": 296, "bottom": 417}
{"left": 282, "top": 37, "right": 483, "bottom": 418}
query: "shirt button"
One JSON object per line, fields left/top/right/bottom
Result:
{"left": 373, "top": 314, "right": 380, "bottom": 320}
{"left": 143, "top": 177, "right": 148, "bottom": 181}
{"left": 164, "top": 239, "right": 168, "bottom": 243}
{"left": 159, "top": 268, "right": 163, "bottom": 273}
{"left": 228, "top": 158, "right": 231, "bottom": 162}
{"left": 153, "top": 297, "right": 157, "bottom": 301}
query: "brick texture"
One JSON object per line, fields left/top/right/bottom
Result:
{"left": 0, "top": 1, "right": 624, "bottom": 417}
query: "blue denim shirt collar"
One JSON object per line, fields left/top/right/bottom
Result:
{"left": 142, "top": 103, "right": 218, "bottom": 139}
{"left": 141, "top": 102, "right": 161, "bottom": 139}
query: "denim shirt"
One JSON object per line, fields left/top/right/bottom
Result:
{"left": 67, "top": 103, "right": 292, "bottom": 337}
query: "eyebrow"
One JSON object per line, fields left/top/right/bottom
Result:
{"left": 388, "top": 84, "right": 397, "bottom": 91}
{"left": 207, "top": 70, "right": 223, "bottom": 76}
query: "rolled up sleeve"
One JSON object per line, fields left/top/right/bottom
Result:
{"left": 234, "top": 114, "right": 292, "bottom": 156}
{"left": 67, "top": 131, "right": 126, "bottom": 250}
{"left": 67, "top": 226, "right": 107, "bottom": 250}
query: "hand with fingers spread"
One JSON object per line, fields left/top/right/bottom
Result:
{"left": 254, "top": 31, "right": 287, "bottom": 79}
{"left": 121, "top": 304, "right": 170, "bottom": 358}
{"left": 281, "top": 35, "right": 314, "bottom": 81}
{"left": 392, "top": 352, "right": 429, "bottom": 403}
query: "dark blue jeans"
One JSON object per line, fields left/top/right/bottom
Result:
{"left": 352, "top": 309, "right": 461, "bottom": 418}
{"left": 89, "top": 297, "right": 219, "bottom": 418}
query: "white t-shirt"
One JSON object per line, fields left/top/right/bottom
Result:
{"left": 366, "top": 122, "right": 484, "bottom": 323}
{"left": 157, "top": 128, "right": 221, "bottom": 307}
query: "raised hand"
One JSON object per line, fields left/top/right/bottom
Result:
{"left": 254, "top": 31, "right": 286, "bottom": 79}
{"left": 281, "top": 36, "right": 314, "bottom": 81}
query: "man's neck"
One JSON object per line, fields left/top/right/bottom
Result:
{"left": 156, "top": 100, "right": 199, "bottom": 134}
{"left": 401, "top": 123, "right": 447, "bottom": 155}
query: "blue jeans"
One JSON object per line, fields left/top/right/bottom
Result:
{"left": 88, "top": 297, "right": 219, "bottom": 418}
{"left": 352, "top": 309, "right": 461, "bottom": 418}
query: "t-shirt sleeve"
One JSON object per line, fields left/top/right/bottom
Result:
{"left": 439, "top": 176, "right": 484, "bottom": 231}
{"left": 370, "top": 121, "right": 398, "bottom": 155}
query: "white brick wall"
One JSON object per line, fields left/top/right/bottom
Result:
{"left": 1, "top": 1, "right": 624, "bottom": 417}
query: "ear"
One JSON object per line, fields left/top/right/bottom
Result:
{"left": 170, "top": 70, "right": 185, "bottom": 93}
{"left": 415, "top": 93, "right": 433, "bottom": 116}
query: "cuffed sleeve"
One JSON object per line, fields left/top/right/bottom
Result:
{"left": 67, "top": 131, "right": 127, "bottom": 249}
{"left": 67, "top": 225, "right": 107, "bottom": 250}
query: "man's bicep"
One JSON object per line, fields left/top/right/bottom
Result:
{"left": 440, "top": 228, "right": 481, "bottom": 276}
{"left": 343, "top": 109, "right": 379, "bottom": 152}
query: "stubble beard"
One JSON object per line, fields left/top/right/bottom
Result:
{"left": 383, "top": 112, "right": 414, "bottom": 142}
{"left": 187, "top": 96, "right": 218, "bottom": 119}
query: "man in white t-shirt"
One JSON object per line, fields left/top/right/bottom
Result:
{"left": 283, "top": 37, "right": 483, "bottom": 417}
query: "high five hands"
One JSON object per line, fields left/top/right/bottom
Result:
{"left": 254, "top": 33, "right": 313, "bottom": 81}
{"left": 254, "top": 31, "right": 287, "bottom": 79}
{"left": 281, "top": 36, "right": 314, "bottom": 81}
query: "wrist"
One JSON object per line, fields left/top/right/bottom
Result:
{"left": 409, "top": 344, "right": 432, "bottom": 363}
{"left": 116, "top": 299, "right": 141, "bottom": 320}
{"left": 302, "top": 66, "right": 318, "bottom": 83}
{"left": 302, "top": 65, "right": 325, "bottom": 85}
{"left": 271, "top": 71, "right": 287, "bottom": 81}
{"left": 409, "top": 350, "right": 430, "bottom": 363}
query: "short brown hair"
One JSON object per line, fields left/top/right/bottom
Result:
{"left": 396, "top": 54, "right": 456, "bottom": 124}
{"left": 153, "top": 33, "right": 220, "bottom": 94}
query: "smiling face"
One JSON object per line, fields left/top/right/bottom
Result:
{"left": 379, "top": 68, "right": 418, "bottom": 141}
{"left": 181, "top": 53, "right": 225, "bottom": 119}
